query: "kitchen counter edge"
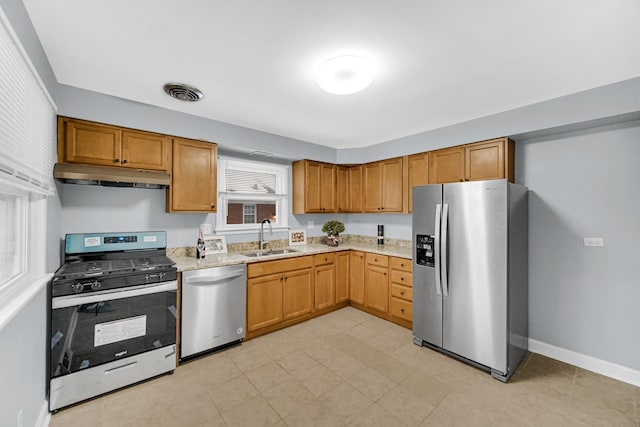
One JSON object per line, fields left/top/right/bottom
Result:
{"left": 170, "top": 243, "right": 411, "bottom": 272}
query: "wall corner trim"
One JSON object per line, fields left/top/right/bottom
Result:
{"left": 528, "top": 338, "right": 640, "bottom": 387}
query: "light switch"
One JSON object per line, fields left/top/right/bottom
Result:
{"left": 583, "top": 237, "right": 604, "bottom": 247}
{"left": 307, "top": 221, "right": 315, "bottom": 229}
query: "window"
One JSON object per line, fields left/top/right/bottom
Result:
{"left": 0, "top": 6, "right": 56, "bottom": 327}
{"left": 216, "top": 158, "right": 289, "bottom": 234}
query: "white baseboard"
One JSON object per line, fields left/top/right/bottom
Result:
{"left": 528, "top": 338, "right": 640, "bottom": 387}
{"left": 36, "top": 400, "right": 50, "bottom": 427}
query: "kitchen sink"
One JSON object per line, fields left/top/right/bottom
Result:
{"left": 242, "top": 248, "right": 299, "bottom": 258}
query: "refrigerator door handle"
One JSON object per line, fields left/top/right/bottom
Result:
{"left": 441, "top": 203, "right": 449, "bottom": 297}
{"left": 434, "top": 203, "right": 442, "bottom": 295}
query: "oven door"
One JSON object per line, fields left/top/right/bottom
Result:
{"left": 50, "top": 281, "right": 177, "bottom": 379}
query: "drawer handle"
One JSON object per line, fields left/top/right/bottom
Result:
{"left": 400, "top": 290, "right": 405, "bottom": 295}
{"left": 400, "top": 263, "right": 405, "bottom": 267}
{"left": 400, "top": 308, "right": 405, "bottom": 313}
{"left": 400, "top": 277, "right": 404, "bottom": 281}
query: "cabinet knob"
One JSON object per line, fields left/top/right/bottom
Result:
{"left": 400, "top": 263, "right": 405, "bottom": 267}
{"left": 400, "top": 290, "right": 405, "bottom": 295}
{"left": 211, "top": 205, "right": 215, "bottom": 209}
{"left": 122, "top": 159, "right": 128, "bottom": 164}
{"left": 114, "top": 159, "right": 120, "bottom": 163}
{"left": 324, "top": 257, "right": 328, "bottom": 262}
{"left": 465, "top": 178, "right": 469, "bottom": 182}
{"left": 400, "top": 308, "right": 405, "bottom": 313}
{"left": 459, "top": 179, "right": 464, "bottom": 182}
{"left": 400, "top": 277, "right": 404, "bottom": 281}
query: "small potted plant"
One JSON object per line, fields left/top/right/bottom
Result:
{"left": 322, "top": 220, "right": 345, "bottom": 247}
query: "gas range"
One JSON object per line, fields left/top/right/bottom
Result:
{"left": 51, "top": 232, "right": 177, "bottom": 297}
{"left": 48, "top": 231, "right": 178, "bottom": 411}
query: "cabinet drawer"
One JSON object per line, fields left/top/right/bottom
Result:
{"left": 390, "top": 270, "right": 412, "bottom": 287}
{"left": 248, "top": 256, "right": 313, "bottom": 278}
{"left": 314, "top": 253, "right": 335, "bottom": 266}
{"left": 390, "top": 284, "right": 412, "bottom": 301}
{"left": 389, "top": 257, "right": 411, "bottom": 272}
{"left": 365, "top": 253, "right": 388, "bottom": 267}
{"left": 390, "top": 297, "right": 412, "bottom": 321}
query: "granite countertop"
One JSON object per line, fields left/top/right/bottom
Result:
{"left": 170, "top": 242, "right": 412, "bottom": 272}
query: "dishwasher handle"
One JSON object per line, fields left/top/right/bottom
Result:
{"left": 184, "top": 272, "right": 245, "bottom": 285}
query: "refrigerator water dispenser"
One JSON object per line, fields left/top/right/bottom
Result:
{"left": 416, "top": 234, "right": 435, "bottom": 266}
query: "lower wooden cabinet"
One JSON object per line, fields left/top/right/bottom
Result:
{"left": 247, "top": 256, "right": 313, "bottom": 335}
{"left": 314, "top": 253, "right": 335, "bottom": 310}
{"left": 364, "top": 253, "right": 389, "bottom": 314}
{"left": 388, "top": 257, "right": 413, "bottom": 326}
{"left": 349, "top": 251, "right": 365, "bottom": 305}
{"left": 336, "top": 251, "right": 349, "bottom": 303}
{"left": 247, "top": 273, "right": 283, "bottom": 332}
{"left": 283, "top": 268, "right": 313, "bottom": 320}
{"left": 245, "top": 251, "right": 413, "bottom": 340}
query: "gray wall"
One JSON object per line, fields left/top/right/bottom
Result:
{"left": 516, "top": 120, "right": 640, "bottom": 371}
{"left": 0, "top": 288, "right": 47, "bottom": 427}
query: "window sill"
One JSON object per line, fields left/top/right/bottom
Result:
{"left": 0, "top": 272, "right": 51, "bottom": 331}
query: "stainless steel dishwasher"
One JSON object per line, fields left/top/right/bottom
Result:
{"left": 181, "top": 264, "right": 247, "bottom": 359}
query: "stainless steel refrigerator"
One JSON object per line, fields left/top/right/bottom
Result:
{"left": 412, "top": 179, "right": 528, "bottom": 382}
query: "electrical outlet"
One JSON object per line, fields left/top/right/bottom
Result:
{"left": 307, "top": 221, "right": 315, "bottom": 229}
{"left": 583, "top": 237, "right": 604, "bottom": 247}
{"left": 200, "top": 224, "right": 212, "bottom": 234}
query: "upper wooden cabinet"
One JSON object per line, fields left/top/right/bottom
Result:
{"left": 408, "top": 152, "right": 429, "bottom": 213}
{"left": 364, "top": 157, "right": 404, "bottom": 213}
{"left": 168, "top": 138, "right": 217, "bottom": 212}
{"left": 292, "top": 160, "right": 336, "bottom": 213}
{"left": 59, "top": 117, "right": 170, "bottom": 171}
{"left": 336, "top": 165, "right": 363, "bottom": 213}
{"left": 429, "top": 137, "right": 514, "bottom": 184}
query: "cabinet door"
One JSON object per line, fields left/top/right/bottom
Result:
{"left": 319, "top": 163, "right": 336, "bottom": 212}
{"left": 336, "top": 251, "right": 349, "bottom": 303}
{"left": 363, "top": 162, "right": 382, "bottom": 212}
{"left": 64, "top": 120, "right": 121, "bottom": 166}
{"left": 336, "top": 166, "right": 349, "bottom": 213}
{"left": 247, "top": 273, "right": 283, "bottom": 332}
{"left": 429, "top": 146, "right": 465, "bottom": 184}
{"left": 465, "top": 139, "right": 504, "bottom": 182}
{"left": 349, "top": 251, "right": 365, "bottom": 304}
{"left": 283, "top": 268, "right": 313, "bottom": 320}
{"left": 170, "top": 138, "right": 217, "bottom": 212}
{"left": 305, "top": 161, "right": 322, "bottom": 212}
{"left": 122, "top": 130, "right": 170, "bottom": 171}
{"left": 348, "top": 165, "right": 363, "bottom": 212}
{"left": 365, "top": 264, "right": 389, "bottom": 314}
{"left": 381, "top": 157, "right": 404, "bottom": 212}
{"left": 315, "top": 263, "right": 335, "bottom": 310}
{"left": 408, "top": 152, "right": 429, "bottom": 213}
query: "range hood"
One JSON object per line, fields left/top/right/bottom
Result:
{"left": 53, "top": 163, "right": 170, "bottom": 189}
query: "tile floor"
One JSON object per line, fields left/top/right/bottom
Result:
{"left": 50, "top": 307, "right": 639, "bottom": 426}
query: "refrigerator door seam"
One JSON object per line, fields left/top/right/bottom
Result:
{"left": 441, "top": 203, "right": 449, "bottom": 297}
{"left": 434, "top": 203, "right": 442, "bottom": 295}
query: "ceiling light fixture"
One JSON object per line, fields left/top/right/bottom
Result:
{"left": 317, "top": 55, "right": 373, "bottom": 95}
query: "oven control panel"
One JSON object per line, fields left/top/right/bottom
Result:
{"left": 65, "top": 231, "right": 167, "bottom": 254}
{"left": 104, "top": 235, "right": 137, "bottom": 244}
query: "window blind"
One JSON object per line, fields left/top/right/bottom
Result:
{"left": 225, "top": 168, "right": 277, "bottom": 194}
{"left": 0, "top": 9, "right": 56, "bottom": 195}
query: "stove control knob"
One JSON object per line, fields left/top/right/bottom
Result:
{"left": 72, "top": 282, "right": 84, "bottom": 293}
{"left": 90, "top": 281, "right": 101, "bottom": 290}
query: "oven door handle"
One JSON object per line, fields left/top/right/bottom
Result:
{"left": 52, "top": 281, "right": 177, "bottom": 309}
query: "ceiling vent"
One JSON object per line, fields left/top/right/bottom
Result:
{"left": 163, "top": 83, "right": 204, "bottom": 102}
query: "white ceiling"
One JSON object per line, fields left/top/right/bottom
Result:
{"left": 23, "top": 0, "right": 640, "bottom": 149}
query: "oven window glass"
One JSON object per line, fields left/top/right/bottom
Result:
{"left": 50, "top": 290, "right": 176, "bottom": 378}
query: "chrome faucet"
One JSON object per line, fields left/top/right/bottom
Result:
{"left": 259, "top": 218, "right": 272, "bottom": 253}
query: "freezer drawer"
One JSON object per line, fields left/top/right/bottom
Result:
{"left": 181, "top": 264, "right": 247, "bottom": 359}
